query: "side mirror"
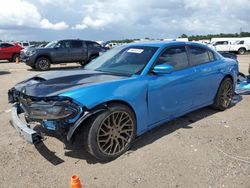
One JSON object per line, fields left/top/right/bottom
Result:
{"left": 153, "top": 64, "right": 174, "bottom": 74}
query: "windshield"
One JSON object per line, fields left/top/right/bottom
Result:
{"left": 85, "top": 45, "right": 158, "bottom": 75}
{"left": 45, "top": 41, "right": 57, "bottom": 48}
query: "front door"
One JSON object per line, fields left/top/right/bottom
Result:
{"left": 51, "top": 40, "right": 71, "bottom": 63}
{"left": 214, "top": 41, "right": 230, "bottom": 52}
{"left": 147, "top": 45, "right": 196, "bottom": 125}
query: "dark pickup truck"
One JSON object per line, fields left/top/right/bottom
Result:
{"left": 21, "top": 39, "right": 107, "bottom": 71}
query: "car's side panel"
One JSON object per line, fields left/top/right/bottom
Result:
{"left": 0, "top": 44, "right": 19, "bottom": 59}
{"left": 50, "top": 48, "right": 70, "bottom": 63}
{"left": 191, "top": 60, "right": 225, "bottom": 106}
{"left": 69, "top": 41, "right": 88, "bottom": 62}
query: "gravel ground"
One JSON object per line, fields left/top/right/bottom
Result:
{"left": 0, "top": 56, "right": 249, "bottom": 188}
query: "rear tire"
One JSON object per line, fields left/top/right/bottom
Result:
{"left": 83, "top": 103, "right": 136, "bottom": 162}
{"left": 79, "top": 61, "right": 86, "bottom": 66}
{"left": 212, "top": 77, "right": 233, "bottom": 111}
{"left": 35, "top": 57, "right": 51, "bottom": 71}
{"left": 87, "top": 55, "right": 98, "bottom": 63}
{"left": 238, "top": 48, "right": 246, "bottom": 55}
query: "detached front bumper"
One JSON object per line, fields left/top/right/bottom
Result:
{"left": 10, "top": 103, "right": 42, "bottom": 144}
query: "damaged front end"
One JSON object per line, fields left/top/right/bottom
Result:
{"left": 236, "top": 74, "right": 250, "bottom": 95}
{"left": 8, "top": 88, "right": 88, "bottom": 144}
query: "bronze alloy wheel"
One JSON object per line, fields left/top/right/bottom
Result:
{"left": 212, "top": 77, "right": 233, "bottom": 111}
{"left": 219, "top": 80, "right": 233, "bottom": 108}
{"left": 97, "top": 111, "right": 134, "bottom": 155}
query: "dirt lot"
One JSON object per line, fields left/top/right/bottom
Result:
{"left": 0, "top": 56, "right": 249, "bottom": 188}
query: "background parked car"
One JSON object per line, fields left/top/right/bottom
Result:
{"left": 0, "top": 42, "right": 22, "bottom": 62}
{"left": 21, "top": 39, "right": 107, "bottom": 71}
{"left": 18, "top": 41, "right": 30, "bottom": 49}
{"left": 209, "top": 40, "right": 250, "bottom": 54}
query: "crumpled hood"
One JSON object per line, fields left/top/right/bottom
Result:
{"left": 13, "top": 69, "right": 127, "bottom": 97}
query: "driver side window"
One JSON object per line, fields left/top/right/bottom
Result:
{"left": 156, "top": 46, "right": 189, "bottom": 71}
{"left": 55, "top": 41, "right": 71, "bottom": 48}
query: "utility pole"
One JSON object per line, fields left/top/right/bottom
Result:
{"left": 240, "top": 27, "right": 242, "bottom": 36}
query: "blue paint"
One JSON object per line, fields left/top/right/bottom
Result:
{"left": 59, "top": 41, "right": 238, "bottom": 136}
{"left": 11, "top": 41, "right": 239, "bottom": 136}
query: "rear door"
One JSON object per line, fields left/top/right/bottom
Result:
{"left": 188, "top": 45, "right": 223, "bottom": 106}
{"left": 147, "top": 45, "right": 196, "bottom": 125}
{"left": 69, "top": 40, "right": 88, "bottom": 62}
{"left": 86, "top": 41, "right": 102, "bottom": 57}
{"left": 0, "top": 43, "right": 15, "bottom": 59}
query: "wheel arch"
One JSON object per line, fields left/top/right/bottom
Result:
{"left": 12, "top": 53, "right": 20, "bottom": 61}
{"left": 88, "top": 53, "right": 99, "bottom": 61}
{"left": 238, "top": 47, "right": 246, "bottom": 51}
{"left": 35, "top": 54, "right": 52, "bottom": 63}
{"left": 105, "top": 100, "right": 137, "bottom": 119}
{"left": 12, "top": 53, "right": 20, "bottom": 57}
{"left": 69, "top": 99, "right": 138, "bottom": 142}
{"left": 213, "top": 74, "right": 234, "bottom": 101}
{"left": 224, "top": 74, "right": 233, "bottom": 82}
{"left": 238, "top": 47, "right": 246, "bottom": 54}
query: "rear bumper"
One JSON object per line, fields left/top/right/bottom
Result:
{"left": 10, "top": 103, "right": 42, "bottom": 144}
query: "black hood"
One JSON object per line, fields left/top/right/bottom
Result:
{"left": 13, "top": 69, "right": 127, "bottom": 97}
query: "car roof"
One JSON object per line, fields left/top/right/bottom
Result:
{"left": 59, "top": 39, "right": 96, "bottom": 42}
{"left": 127, "top": 41, "right": 208, "bottom": 48}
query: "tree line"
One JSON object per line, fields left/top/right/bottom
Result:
{"left": 111, "top": 32, "right": 250, "bottom": 43}
{"left": 179, "top": 32, "right": 250, "bottom": 41}
{"left": 1, "top": 32, "right": 250, "bottom": 44}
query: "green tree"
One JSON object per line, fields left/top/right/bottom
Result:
{"left": 180, "top": 34, "right": 188, "bottom": 38}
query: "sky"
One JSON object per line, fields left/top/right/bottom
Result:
{"left": 0, "top": 0, "right": 250, "bottom": 41}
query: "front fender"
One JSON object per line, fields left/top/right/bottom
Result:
{"left": 60, "top": 77, "right": 149, "bottom": 135}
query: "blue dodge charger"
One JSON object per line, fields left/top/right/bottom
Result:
{"left": 8, "top": 41, "right": 238, "bottom": 161}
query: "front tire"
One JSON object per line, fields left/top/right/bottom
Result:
{"left": 35, "top": 57, "right": 51, "bottom": 71}
{"left": 84, "top": 104, "right": 136, "bottom": 162}
{"left": 212, "top": 77, "right": 233, "bottom": 111}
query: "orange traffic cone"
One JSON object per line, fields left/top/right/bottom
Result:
{"left": 15, "top": 57, "right": 19, "bottom": 64}
{"left": 70, "top": 175, "right": 82, "bottom": 188}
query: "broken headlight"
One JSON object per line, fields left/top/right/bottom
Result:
{"left": 21, "top": 100, "right": 80, "bottom": 120}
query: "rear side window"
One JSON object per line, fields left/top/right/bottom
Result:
{"left": 208, "top": 50, "right": 215, "bottom": 61}
{"left": 87, "top": 41, "right": 101, "bottom": 48}
{"left": 1, "top": 43, "right": 14, "bottom": 48}
{"left": 71, "top": 41, "right": 83, "bottom": 48}
{"left": 189, "top": 46, "right": 210, "bottom": 66}
{"left": 156, "top": 46, "right": 189, "bottom": 71}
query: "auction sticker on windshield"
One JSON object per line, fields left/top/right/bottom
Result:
{"left": 127, "top": 48, "right": 144, "bottom": 54}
